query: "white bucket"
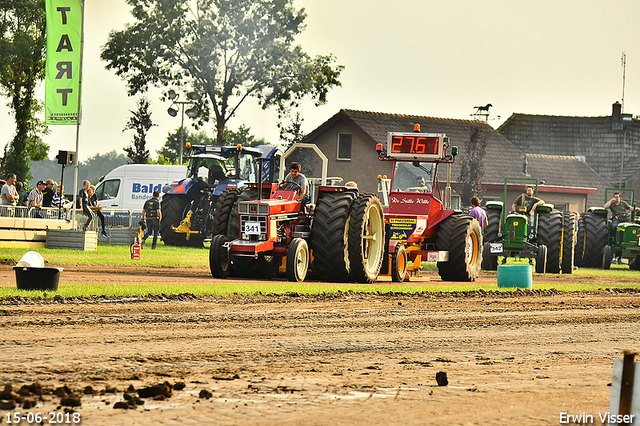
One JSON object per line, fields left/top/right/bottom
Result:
{"left": 16, "top": 251, "right": 45, "bottom": 268}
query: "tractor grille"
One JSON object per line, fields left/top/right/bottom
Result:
{"left": 240, "top": 214, "right": 268, "bottom": 241}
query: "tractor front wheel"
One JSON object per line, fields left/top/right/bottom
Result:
{"left": 287, "top": 238, "right": 309, "bottom": 282}
{"left": 391, "top": 242, "right": 408, "bottom": 282}
{"left": 209, "top": 234, "right": 230, "bottom": 278}
{"left": 482, "top": 241, "right": 498, "bottom": 270}
{"left": 535, "top": 244, "right": 547, "bottom": 274}
{"left": 436, "top": 215, "right": 482, "bottom": 281}
{"left": 602, "top": 245, "right": 613, "bottom": 270}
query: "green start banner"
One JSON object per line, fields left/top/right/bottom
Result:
{"left": 45, "top": 0, "right": 83, "bottom": 125}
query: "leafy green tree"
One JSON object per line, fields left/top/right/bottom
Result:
{"left": 279, "top": 110, "right": 305, "bottom": 147}
{"left": 225, "top": 125, "right": 266, "bottom": 148}
{"left": 458, "top": 124, "right": 488, "bottom": 205}
{"left": 101, "top": 0, "right": 343, "bottom": 145}
{"left": 0, "top": 0, "right": 49, "bottom": 182}
{"left": 157, "top": 129, "right": 215, "bottom": 164}
{"left": 123, "top": 96, "right": 155, "bottom": 164}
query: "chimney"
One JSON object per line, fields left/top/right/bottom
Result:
{"left": 611, "top": 101, "right": 623, "bottom": 130}
{"left": 523, "top": 155, "right": 529, "bottom": 176}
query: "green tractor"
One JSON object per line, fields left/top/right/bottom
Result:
{"left": 482, "top": 178, "right": 575, "bottom": 274}
{"left": 596, "top": 189, "right": 640, "bottom": 270}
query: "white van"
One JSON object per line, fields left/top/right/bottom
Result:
{"left": 94, "top": 164, "right": 187, "bottom": 212}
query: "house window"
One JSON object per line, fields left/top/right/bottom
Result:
{"left": 337, "top": 133, "right": 352, "bottom": 160}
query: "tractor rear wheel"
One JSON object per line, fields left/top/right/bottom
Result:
{"left": 574, "top": 215, "right": 586, "bottom": 267}
{"left": 391, "top": 242, "right": 408, "bottom": 282}
{"left": 287, "top": 238, "right": 309, "bottom": 282}
{"left": 561, "top": 212, "right": 575, "bottom": 274}
{"left": 160, "top": 194, "right": 193, "bottom": 247}
{"left": 535, "top": 244, "right": 547, "bottom": 273}
{"left": 209, "top": 234, "right": 230, "bottom": 278}
{"left": 537, "top": 210, "right": 563, "bottom": 273}
{"left": 311, "top": 192, "right": 356, "bottom": 282}
{"left": 436, "top": 214, "right": 482, "bottom": 281}
{"left": 211, "top": 188, "right": 240, "bottom": 237}
{"left": 629, "top": 256, "right": 640, "bottom": 271}
{"left": 348, "top": 194, "right": 385, "bottom": 283}
{"left": 580, "top": 212, "right": 608, "bottom": 268}
{"left": 482, "top": 241, "right": 498, "bottom": 270}
{"left": 483, "top": 208, "right": 501, "bottom": 243}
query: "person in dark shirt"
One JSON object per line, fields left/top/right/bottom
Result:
{"left": 88, "top": 185, "right": 108, "bottom": 237}
{"left": 142, "top": 190, "right": 162, "bottom": 249}
{"left": 42, "top": 179, "right": 55, "bottom": 207}
{"left": 78, "top": 180, "right": 92, "bottom": 231}
{"left": 512, "top": 185, "right": 544, "bottom": 216}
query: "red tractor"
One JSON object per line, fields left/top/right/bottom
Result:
{"left": 376, "top": 125, "right": 482, "bottom": 282}
{"left": 209, "top": 166, "right": 386, "bottom": 282}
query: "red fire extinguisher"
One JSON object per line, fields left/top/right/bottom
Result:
{"left": 130, "top": 242, "right": 141, "bottom": 260}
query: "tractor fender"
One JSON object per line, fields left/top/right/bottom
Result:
{"left": 164, "top": 177, "right": 200, "bottom": 199}
{"left": 535, "top": 203, "right": 554, "bottom": 213}
{"left": 212, "top": 180, "right": 246, "bottom": 197}
{"left": 426, "top": 209, "right": 456, "bottom": 232}
{"left": 587, "top": 206, "right": 608, "bottom": 216}
{"left": 485, "top": 201, "right": 504, "bottom": 210}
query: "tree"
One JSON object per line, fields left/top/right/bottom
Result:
{"left": 123, "top": 96, "right": 155, "bottom": 164}
{"left": 279, "top": 110, "right": 305, "bottom": 147}
{"left": 157, "top": 129, "right": 215, "bottom": 164}
{"left": 101, "top": 0, "right": 343, "bottom": 145}
{"left": 225, "top": 125, "right": 266, "bottom": 147}
{"left": 0, "top": 0, "right": 49, "bottom": 182}
{"left": 458, "top": 124, "right": 489, "bottom": 205}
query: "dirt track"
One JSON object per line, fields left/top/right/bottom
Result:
{"left": 1, "top": 266, "right": 640, "bottom": 425}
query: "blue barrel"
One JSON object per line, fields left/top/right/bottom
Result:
{"left": 497, "top": 265, "right": 532, "bottom": 289}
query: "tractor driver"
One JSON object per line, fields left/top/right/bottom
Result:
{"left": 280, "top": 162, "right": 310, "bottom": 209}
{"left": 407, "top": 176, "right": 429, "bottom": 193}
{"left": 604, "top": 191, "right": 640, "bottom": 238}
{"left": 512, "top": 185, "right": 544, "bottom": 216}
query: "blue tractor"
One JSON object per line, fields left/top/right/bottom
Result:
{"left": 160, "top": 144, "right": 282, "bottom": 247}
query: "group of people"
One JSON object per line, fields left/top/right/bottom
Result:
{"left": 1, "top": 174, "right": 72, "bottom": 212}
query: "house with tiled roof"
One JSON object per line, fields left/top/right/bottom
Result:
{"left": 300, "top": 109, "right": 610, "bottom": 212}
{"left": 497, "top": 102, "right": 640, "bottom": 199}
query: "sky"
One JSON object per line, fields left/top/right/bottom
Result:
{"left": 1, "top": 0, "right": 639, "bottom": 162}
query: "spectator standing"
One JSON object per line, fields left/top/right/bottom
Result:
{"left": 42, "top": 179, "right": 56, "bottom": 207}
{"left": 16, "top": 182, "right": 27, "bottom": 207}
{"left": 88, "top": 185, "right": 108, "bottom": 237}
{"left": 469, "top": 196, "right": 488, "bottom": 231}
{"left": 27, "top": 180, "right": 45, "bottom": 217}
{"left": 142, "top": 190, "right": 162, "bottom": 249}
{"left": 1, "top": 173, "right": 19, "bottom": 205}
{"left": 78, "top": 180, "right": 93, "bottom": 231}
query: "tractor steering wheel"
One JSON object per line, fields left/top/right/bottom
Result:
{"left": 280, "top": 181, "right": 302, "bottom": 194}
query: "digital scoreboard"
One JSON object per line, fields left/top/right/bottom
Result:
{"left": 385, "top": 132, "right": 446, "bottom": 159}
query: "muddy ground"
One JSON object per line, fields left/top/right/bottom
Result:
{"left": 1, "top": 265, "right": 639, "bottom": 425}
